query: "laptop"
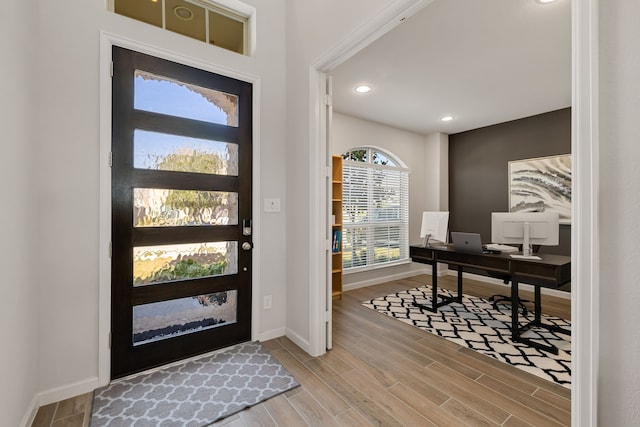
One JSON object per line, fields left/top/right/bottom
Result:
{"left": 451, "top": 232, "right": 487, "bottom": 254}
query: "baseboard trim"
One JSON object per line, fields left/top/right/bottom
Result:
{"left": 21, "top": 375, "right": 101, "bottom": 426}
{"left": 37, "top": 376, "right": 99, "bottom": 408}
{"left": 284, "top": 328, "right": 310, "bottom": 354}
{"left": 258, "top": 327, "right": 286, "bottom": 342}
{"left": 343, "top": 267, "right": 438, "bottom": 292}
{"left": 19, "top": 394, "right": 40, "bottom": 427}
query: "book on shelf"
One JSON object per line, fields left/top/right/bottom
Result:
{"left": 332, "top": 230, "right": 342, "bottom": 253}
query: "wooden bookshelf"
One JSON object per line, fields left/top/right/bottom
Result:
{"left": 331, "top": 155, "right": 343, "bottom": 299}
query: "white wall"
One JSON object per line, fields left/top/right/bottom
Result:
{"left": 426, "top": 132, "right": 449, "bottom": 211}
{"left": 29, "top": 0, "right": 287, "bottom": 405}
{"left": 0, "top": 1, "right": 38, "bottom": 424}
{"left": 285, "top": 0, "right": 400, "bottom": 353}
{"left": 599, "top": 1, "right": 640, "bottom": 424}
{"left": 331, "top": 112, "right": 448, "bottom": 287}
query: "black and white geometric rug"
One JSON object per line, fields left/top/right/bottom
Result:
{"left": 91, "top": 341, "right": 300, "bottom": 426}
{"left": 363, "top": 286, "right": 571, "bottom": 388}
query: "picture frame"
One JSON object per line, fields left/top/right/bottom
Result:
{"left": 508, "top": 154, "right": 572, "bottom": 224}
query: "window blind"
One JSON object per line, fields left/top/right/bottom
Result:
{"left": 342, "top": 161, "right": 409, "bottom": 271}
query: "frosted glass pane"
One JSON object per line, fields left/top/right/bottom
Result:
{"left": 133, "top": 290, "right": 237, "bottom": 345}
{"left": 134, "top": 130, "right": 238, "bottom": 176}
{"left": 133, "top": 188, "right": 237, "bottom": 227}
{"left": 133, "top": 241, "right": 238, "bottom": 286}
{"left": 134, "top": 70, "right": 238, "bottom": 126}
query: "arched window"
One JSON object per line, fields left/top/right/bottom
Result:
{"left": 341, "top": 147, "right": 409, "bottom": 271}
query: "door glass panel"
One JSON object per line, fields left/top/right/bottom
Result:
{"left": 134, "top": 70, "right": 238, "bottom": 126}
{"left": 134, "top": 188, "right": 238, "bottom": 227}
{"left": 133, "top": 241, "right": 238, "bottom": 286}
{"left": 133, "top": 290, "right": 238, "bottom": 346}
{"left": 134, "top": 130, "right": 238, "bottom": 176}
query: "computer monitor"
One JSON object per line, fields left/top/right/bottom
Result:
{"left": 420, "top": 211, "right": 449, "bottom": 246}
{"left": 491, "top": 212, "right": 559, "bottom": 256}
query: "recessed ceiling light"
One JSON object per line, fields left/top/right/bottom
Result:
{"left": 536, "top": 0, "right": 557, "bottom": 3}
{"left": 354, "top": 85, "right": 372, "bottom": 94}
{"left": 441, "top": 116, "right": 454, "bottom": 122}
{"left": 174, "top": 6, "right": 194, "bottom": 20}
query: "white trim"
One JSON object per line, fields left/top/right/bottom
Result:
{"left": 18, "top": 377, "right": 98, "bottom": 426}
{"left": 99, "top": 31, "right": 262, "bottom": 386}
{"left": 312, "top": 0, "right": 435, "bottom": 72}
{"left": 571, "top": 0, "right": 599, "bottom": 425}
{"left": 285, "top": 327, "right": 311, "bottom": 353}
{"left": 19, "top": 395, "right": 39, "bottom": 427}
{"left": 343, "top": 259, "right": 412, "bottom": 275}
{"left": 307, "top": 67, "right": 326, "bottom": 357}
{"left": 258, "top": 327, "right": 286, "bottom": 342}
{"left": 343, "top": 268, "right": 430, "bottom": 292}
{"left": 37, "top": 377, "right": 100, "bottom": 408}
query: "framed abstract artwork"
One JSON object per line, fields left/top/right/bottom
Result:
{"left": 508, "top": 154, "right": 572, "bottom": 224}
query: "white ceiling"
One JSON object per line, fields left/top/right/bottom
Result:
{"left": 330, "top": 0, "right": 571, "bottom": 135}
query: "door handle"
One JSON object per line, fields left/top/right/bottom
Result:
{"left": 242, "top": 242, "right": 253, "bottom": 251}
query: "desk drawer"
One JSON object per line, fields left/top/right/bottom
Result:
{"left": 513, "top": 261, "right": 571, "bottom": 288}
{"left": 436, "top": 251, "right": 510, "bottom": 274}
{"left": 410, "top": 246, "right": 435, "bottom": 263}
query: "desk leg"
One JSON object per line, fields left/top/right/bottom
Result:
{"left": 511, "top": 282, "right": 564, "bottom": 355}
{"left": 511, "top": 279, "right": 520, "bottom": 342}
{"left": 534, "top": 286, "right": 542, "bottom": 324}
{"left": 411, "top": 261, "right": 459, "bottom": 313}
{"left": 432, "top": 261, "right": 438, "bottom": 312}
{"left": 457, "top": 265, "right": 463, "bottom": 303}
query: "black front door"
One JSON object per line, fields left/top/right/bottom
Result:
{"left": 111, "top": 46, "right": 253, "bottom": 379}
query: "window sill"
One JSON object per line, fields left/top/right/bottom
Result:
{"left": 343, "top": 259, "right": 411, "bottom": 275}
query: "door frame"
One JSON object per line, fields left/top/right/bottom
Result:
{"left": 307, "top": 1, "right": 599, "bottom": 426}
{"left": 98, "top": 32, "right": 262, "bottom": 386}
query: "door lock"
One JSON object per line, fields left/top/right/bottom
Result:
{"left": 242, "top": 219, "right": 252, "bottom": 236}
{"left": 242, "top": 241, "right": 253, "bottom": 251}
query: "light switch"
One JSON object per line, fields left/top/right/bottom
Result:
{"left": 264, "top": 198, "right": 281, "bottom": 212}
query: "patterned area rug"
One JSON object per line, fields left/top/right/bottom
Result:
{"left": 91, "top": 341, "right": 299, "bottom": 426}
{"left": 363, "top": 286, "right": 571, "bottom": 388}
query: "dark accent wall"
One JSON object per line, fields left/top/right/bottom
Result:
{"left": 449, "top": 108, "right": 571, "bottom": 256}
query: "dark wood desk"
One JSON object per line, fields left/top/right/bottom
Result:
{"left": 410, "top": 244, "right": 571, "bottom": 354}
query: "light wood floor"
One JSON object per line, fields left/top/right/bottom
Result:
{"left": 32, "top": 274, "right": 571, "bottom": 426}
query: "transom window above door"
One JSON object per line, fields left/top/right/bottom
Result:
{"left": 109, "top": 0, "right": 254, "bottom": 55}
